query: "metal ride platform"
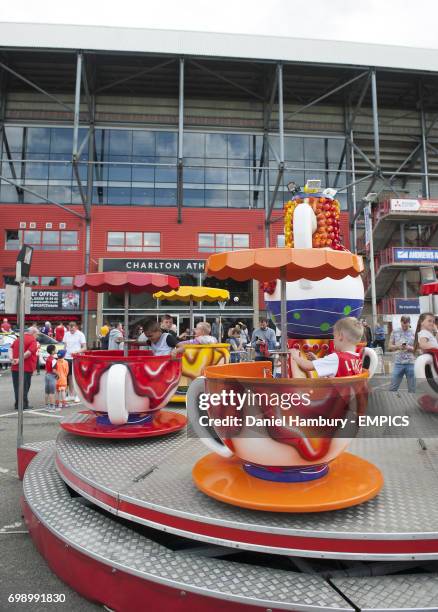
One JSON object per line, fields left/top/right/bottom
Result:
{"left": 20, "top": 393, "right": 438, "bottom": 612}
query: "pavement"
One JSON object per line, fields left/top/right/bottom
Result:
{"left": 0, "top": 368, "right": 100, "bottom": 611}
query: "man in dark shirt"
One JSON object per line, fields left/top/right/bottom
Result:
{"left": 11, "top": 326, "right": 39, "bottom": 410}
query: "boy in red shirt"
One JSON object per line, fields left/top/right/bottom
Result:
{"left": 44, "top": 344, "right": 57, "bottom": 412}
{"left": 290, "top": 317, "right": 364, "bottom": 378}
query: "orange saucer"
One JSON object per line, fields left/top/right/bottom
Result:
{"left": 192, "top": 452, "right": 383, "bottom": 512}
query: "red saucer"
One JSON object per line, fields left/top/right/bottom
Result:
{"left": 60, "top": 409, "right": 187, "bottom": 439}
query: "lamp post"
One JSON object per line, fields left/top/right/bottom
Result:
{"left": 16, "top": 245, "right": 33, "bottom": 449}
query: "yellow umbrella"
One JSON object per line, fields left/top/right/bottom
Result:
{"left": 153, "top": 286, "right": 230, "bottom": 338}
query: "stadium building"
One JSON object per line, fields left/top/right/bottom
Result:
{"left": 1, "top": 22, "right": 438, "bottom": 338}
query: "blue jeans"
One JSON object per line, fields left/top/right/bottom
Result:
{"left": 390, "top": 362, "right": 415, "bottom": 393}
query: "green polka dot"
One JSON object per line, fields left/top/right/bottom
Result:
{"left": 293, "top": 312, "right": 301, "bottom": 320}
{"left": 320, "top": 322, "right": 330, "bottom": 332}
{"left": 343, "top": 305, "right": 352, "bottom": 315}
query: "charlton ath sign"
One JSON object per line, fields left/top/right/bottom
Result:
{"left": 102, "top": 258, "right": 206, "bottom": 274}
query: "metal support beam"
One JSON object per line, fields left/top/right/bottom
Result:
{"left": 73, "top": 53, "right": 82, "bottom": 160}
{"left": 284, "top": 71, "right": 368, "bottom": 121}
{"left": 266, "top": 64, "right": 285, "bottom": 228}
{"left": 420, "top": 84, "right": 430, "bottom": 199}
{"left": 277, "top": 64, "right": 285, "bottom": 166}
{"left": 264, "top": 67, "right": 279, "bottom": 131}
{"left": 190, "top": 60, "right": 264, "bottom": 101}
{"left": 370, "top": 70, "right": 381, "bottom": 170}
{"left": 177, "top": 58, "right": 184, "bottom": 224}
{"left": 0, "top": 61, "right": 74, "bottom": 113}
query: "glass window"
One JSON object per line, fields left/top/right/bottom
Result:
{"left": 25, "top": 154, "right": 49, "bottom": 180}
{"left": 155, "top": 158, "right": 177, "bottom": 183}
{"left": 41, "top": 276, "right": 57, "bottom": 286}
{"left": 156, "top": 132, "right": 177, "bottom": 157}
{"left": 185, "top": 133, "right": 205, "bottom": 157}
{"left": 51, "top": 128, "right": 73, "bottom": 154}
{"left": 23, "top": 230, "right": 41, "bottom": 247}
{"left": 26, "top": 128, "right": 50, "bottom": 154}
{"left": 125, "top": 232, "right": 143, "bottom": 251}
{"left": 60, "top": 231, "right": 78, "bottom": 249}
{"left": 42, "top": 231, "right": 60, "bottom": 250}
{"left": 132, "top": 158, "right": 155, "bottom": 183}
{"left": 205, "top": 158, "right": 227, "bottom": 184}
{"left": 155, "top": 188, "right": 176, "bottom": 206}
{"left": 228, "top": 190, "right": 249, "bottom": 208}
{"left": 131, "top": 187, "right": 154, "bottom": 205}
{"left": 143, "top": 232, "right": 160, "bottom": 252}
{"left": 184, "top": 158, "right": 204, "bottom": 183}
{"left": 5, "top": 230, "right": 20, "bottom": 250}
{"left": 4, "top": 127, "right": 23, "bottom": 153}
{"left": 109, "top": 130, "right": 132, "bottom": 156}
{"left": 304, "top": 138, "right": 325, "bottom": 162}
{"left": 107, "top": 187, "right": 131, "bottom": 205}
{"left": 206, "top": 133, "right": 227, "bottom": 158}
{"left": 205, "top": 189, "right": 227, "bottom": 207}
{"left": 276, "top": 234, "right": 285, "bottom": 247}
{"left": 199, "top": 234, "right": 214, "bottom": 248}
{"left": 233, "top": 234, "right": 249, "bottom": 248}
{"left": 108, "top": 232, "right": 124, "bottom": 246}
{"left": 28, "top": 276, "right": 39, "bottom": 286}
{"left": 60, "top": 277, "right": 73, "bottom": 286}
{"left": 133, "top": 131, "right": 155, "bottom": 156}
{"left": 184, "top": 189, "right": 204, "bottom": 207}
{"left": 228, "top": 134, "right": 249, "bottom": 159}
{"left": 285, "top": 137, "right": 304, "bottom": 162}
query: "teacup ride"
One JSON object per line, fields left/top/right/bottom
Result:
{"left": 187, "top": 191, "right": 382, "bottom": 511}
{"left": 153, "top": 286, "right": 231, "bottom": 403}
{"left": 415, "top": 281, "right": 438, "bottom": 412}
{"left": 61, "top": 271, "right": 186, "bottom": 438}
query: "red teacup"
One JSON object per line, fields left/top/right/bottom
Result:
{"left": 73, "top": 350, "right": 181, "bottom": 425}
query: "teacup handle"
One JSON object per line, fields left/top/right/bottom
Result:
{"left": 362, "top": 347, "right": 378, "bottom": 378}
{"left": 106, "top": 364, "right": 129, "bottom": 425}
{"left": 186, "top": 376, "right": 233, "bottom": 458}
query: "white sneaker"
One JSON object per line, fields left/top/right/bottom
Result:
{"left": 66, "top": 395, "right": 75, "bottom": 402}
{"left": 74, "top": 396, "right": 81, "bottom": 403}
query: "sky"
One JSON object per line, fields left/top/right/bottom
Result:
{"left": 0, "top": 0, "right": 438, "bottom": 50}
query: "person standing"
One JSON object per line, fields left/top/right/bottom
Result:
{"left": 54, "top": 349, "right": 69, "bottom": 410}
{"left": 238, "top": 321, "right": 250, "bottom": 347}
{"left": 388, "top": 315, "right": 415, "bottom": 393}
{"left": 55, "top": 321, "right": 67, "bottom": 343}
{"left": 107, "top": 322, "right": 124, "bottom": 350}
{"left": 374, "top": 319, "right": 386, "bottom": 352}
{"left": 10, "top": 326, "right": 39, "bottom": 410}
{"left": 63, "top": 321, "right": 86, "bottom": 403}
{"left": 250, "top": 318, "right": 277, "bottom": 362}
{"left": 361, "top": 319, "right": 373, "bottom": 347}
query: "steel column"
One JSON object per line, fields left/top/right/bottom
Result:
{"left": 420, "top": 86, "right": 430, "bottom": 199}
{"left": 177, "top": 58, "right": 184, "bottom": 224}
{"left": 73, "top": 53, "right": 83, "bottom": 160}
{"left": 266, "top": 64, "right": 285, "bottom": 227}
{"left": 370, "top": 70, "right": 381, "bottom": 169}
